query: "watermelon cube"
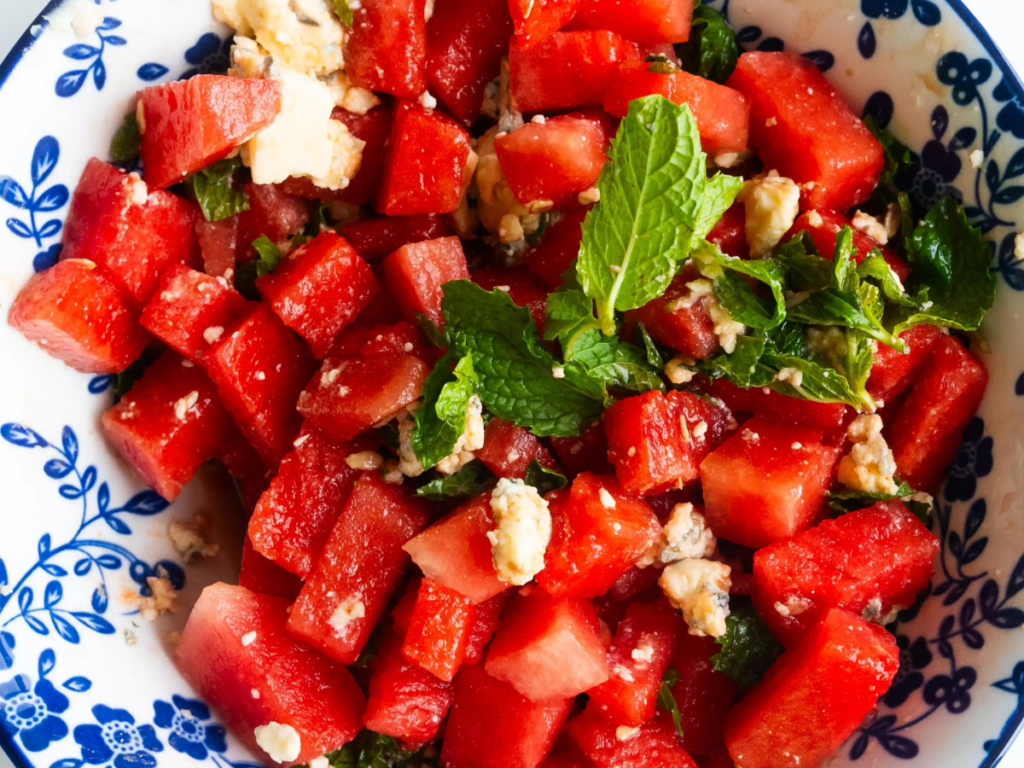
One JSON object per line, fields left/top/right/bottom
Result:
{"left": 723, "top": 609, "right": 899, "bottom": 768}
{"left": 345, "top": 0, "right": 427, "bottom": 98}
{"left": 700, "top": 416, "right": 841, "bottom": 548}
{"left": 61, "top": 159, "right": 199, "bottom": 307}
{"left": 867, "top": 325, "right": 943, "bottom": 403}
{"left": 566, "top": 0, "right": 694, "bottom": 44}
{"left": 463, "top": 592, "right": 509, "bottom": 665}
{"left": 888, "top": 335, "right": 988, "bottom": 492}
{"left": 341, "top": 214, "right": 451, "bottom": 260}
{"left": 709, "top": 378, "right": 846, "bottom": 431}
{"left": 668, "top": 632, "right": 739, "bottom": 758}
{"left": 485, "top": 588, "right": 610, "bottom": 701}
{"left": 752, "top": 501, "right": 938, "bottom": 647}
{"left": 239, "top": 537, "right": 303, "bottom": 601}
{"left": 549, "top": 419, "right": 614, "bottom": 477}
{"left": 442, "top": 663, "right": 574, "bottom": 768}
{"left": 8, "top": 258, "right": 150, "bottom": 374}
{"left": 140, "top": 264, "right": 247, "bottom": 360}
{"left": 288, "top": 473, "right": 430, "bottom": 664}
{"left": 138, "top": 75, "right": 282, "bottom": 189}
{"left": 587, "top": 600, "right": 677, "bottom": 727}
{"left": 329, "top": 321, "right": 430, "bottom": 362}
{"left": 707, "top": 202, "right": 749, "bottom": 258}
{"left": 102, "top": 352, "right": 233, "bottom": 501}
{"left": 537, "top": 473, "right": 661, "bottom": 598}
{"left": 526, "top": 210, "right": 586, "bottom": 288}
{"left": 176, "top": 584, "right": 365, "bottom": 765}
{"left": 382, "top": 236, "right": 470, "bottom": 327}
{"left": 195, "top": 217, "right": 238, "bottom": 278}
{"left": 789, "top": 209, "right": 909, "bottom": 280}
{"left": 567, "top": 707, "right": 698, "bottom": 767}
{"left": 236, "top": 183, "right": 310, "bottom": 260}
{"left": 509, "top": 0, "right": 579, "bottom": 48}
{"left": 378, "top": 102, "right": 471, "bottom": 215}
{"left": 510, "top": 31, "right": 644, "bottom": 113}
{"left": 404, "top": 494, "right": 508, "bottom": 604}
{"left": 495, "top": 112, "right": 614, "bottom": 210}
{"left": 625, "top": 271, "right": 719, "bottom": 359}
{"left": 727, "top": 52, "right": 884, "bottom": 210}
{"left": 403, "top": 577, "right": 476, "bottom": 681}
{"left": 216, "top": 425, "right": 266, "bottom": 479}
{"left": 477, "top": 416, "right": 560, "bottom": 479}
{"left": 604, "top": 63, "right": 749, "bottom": 155}
{"left": 202, "top": 303, "right": 315, "bottom": 465}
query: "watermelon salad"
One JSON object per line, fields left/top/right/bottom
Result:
{"left": 6, "top": 0, "right": 1000, "bottom": 766}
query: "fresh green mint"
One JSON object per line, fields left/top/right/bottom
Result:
{"left": 318, "top": 730, "right": 438, "bottom": 768}
{"left": 410, "top": 352, "right": 479, "bottom": 471}
{"left": 711, "top": 604, "right": 784, "bottom": 689}
{"left": 865, "top": 116, "right": 914, "bottom": 208}
{"left": 656, "top": 667, "right": 684, "bottom": 738}
{"left": 234, "top": 236, "right": 283, "bottom": 299}
{"left": 827, "top": 481, "right": 932, "bottom": 524}
{"left": 331, "top": 0, "right": 354, "bottom": 26}
{"left": 186, "top": 156, "right": 250, "bottom": 222}
{"left": 677, "top": 2, "right": 740, "bottom": 84}
{"left": 110, "top": 112, "right": 140, "bottom": 163}
{"left": 523, "top": 460, "right": 567, "bottom": 495}
{"left": 694, "top": 240, "right": 786, "bottom": 331}
{"left": 416, "top": 460, "right": 493, "bottom": 500}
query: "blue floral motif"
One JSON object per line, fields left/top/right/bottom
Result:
{"left": 72, "top": 705, "right": 162, "bottom": 768}
{"left": 857, "top": 0, "right": 941, "bottom": 59}
{"left": 56, "top": 18, "right": 126, "bottom": 98}
{"left": 993, "top": 78, "right": 1024, "bottom": 140}
{"left": 944, "top": 417, "right": 994, "bottom": 502}
{"left": 985, "top": 662, "right": 1024, "bottom": 759}
{"left": 0, "top": 136, "right": 68, "bottom": 270}
{"left": 895, "top": 105, "right": 969, "bottom": 215}
{"left": 140, "top": 32, "right": 231, "bottom": 87}
{"left": 153, "top": 695, "right": 226, "bottom": 761}
{"left": 883, "top": 635, "right": 934, "bottom": 708}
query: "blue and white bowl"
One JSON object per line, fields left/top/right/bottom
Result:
{"left": 1, "top": 0, "right": 1023, "bottom": 766}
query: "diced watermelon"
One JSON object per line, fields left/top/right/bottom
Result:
{"left": 707, "top": 202, "right": 749, "bottom": 258}
{"left": 539, "top": 754, "right": 589, "bottom": 768}
{"left": 888, "top": 335, "right": 988, "bottom": 492}
{"left": 470, "top": 267, "right": 550, "bottom": 333}
{"left": 669, "top": 632, "right": 738, "bottom": 758}
{"left": 604, "top": 63, "right": 749, "bottom": 155}
{"left": 8, "top": 258, "right": 150, "bottom": 374}
{"left": 443, "top": 663, "right": 573, "bottom": 768}
{"left": 216, "top": 425, "right": 266, "bottom": 479}
{"left": 509, "top": 0, "right": 579, "bottom": 49}
{"left": 477, "top": 416, "right": 560, "bottom": 479}
{"left": 495, "top": 112, "right": 614, "bottom": 210}
{"left": 752, "top": 501, "right": 938, "bottom": 647}
{"left": 176, "top": 584, "right": 365, "bottom": 766}
{"left": 239, "top": 537, "right": 303, "bottom": 601}
{"left": 463, "top": 592, "right": 509, "bottom": 664}
{"left": 404, "top": 494, "right": 508, "bottom": 603}
{"left": 138, "top": 75, "right": 282, "bottom": 189}
{"left": 427, "top": 0, "right": 513, "bottom": 124}
{"left": 341, "top": 214, "right": 451, "bottom": 260}
{"left": 624, "top": 270, "right": 719, "bottom": 359}
{"left": 727, "top": 52, "right": 883, "bottom": 210}
{"left": 61, "top": 159, "right": 199, "bottom": 307}
{"left": 526, "top": 210, "right": 586, "bottom": 287}
{"left": 102, "top": 352, "right": 233, "bottom": 501}
{"left": 345, "top": 0, "right": 427, "bottom": 98}
{"left": 510, "top": 31, "right": 644, "bottom": 113}
{"left": 485, "top": 588, "right": 610, "bottom": 700}
{"left": 867, "top": 325, "right": 943, "bottom": 403}
{"left": 567, "top": 707, "right": 698, "bottom": 767}
{"left": 236, "top": 183, "right": 310, "bottom": 260}
{"left": 402, "top": 578, "right": 476, "bottom": 681}
{"left": 598, "top": 567, "right": 662, "bottom": 625}
{"left": 788, "top": 209, "right": 910, "bottom": 281}
{"left": 566, "top": 0, "right": 694, "bottom": 44}
{"left": 202, "top": 303, "right": 315, "bottom": 465}
{"left": 378, "top": 102, "right": 471, "bottom": 215}
{"left": 700, "top": 416, "right": 841, "bottom": 548}
{"left": 297, "top": 352, "right": 429, "bottom": 443}
{"left": 587, "top": 600, "right": 677, "bottom": 726}
{"left": 329, "top": 321, "right": 430, "bottom": 362}
{"left": 709, "top": 378, "right": 846, "bottom": 431}
{"left": 363, "top": 627, "right": 454, "bottom": 746}
{"left": 196, "top": 217, "right": 238, "bottom": 278}
{"left": 140, "top": 264, "right": 247, "bottom": 360}
{"left": 247, "top": 424, "right": 367, "bottom": 578}
{"left": 288, "top": 473, "right": 429, "bottom": 663}
{"left": 550, "top": 419, "right": 614, "bottom": 476}
{"left": 382, "top": 236, "right": 470, "bottom": 326}
{"left": 694, "top": 743, "right": 736, "bottom": 768}
{"left": 538, "top": 473, "right": 660, "bottom": 598}
{"left": 723, "top": 609, "right": 899, "bottom": 768}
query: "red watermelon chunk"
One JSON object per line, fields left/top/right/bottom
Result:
{"left": 202, "top": 303, "right": 315, "bottom": 465}
{"left": 707, "top": 202, "right": 749, "bottom": 258}
{"left": 753, "top": 501, "right": 938, "bottom": 647}
{"left": 236, "top": 183, "right": 310, "bottom": 260}
{"left": 709, "top": 378, "right": 846, "bottom": 431}
{"left": 604, "top": 63, "right": 749, "bottom": 155}
{"left": 288, "top": 473, "right": 428, "bottom": 663}
{"left": 625, "top": 270, "right": 719, "bottom": 359}
{"left": 382, "top": 236, "right": 470, "bottom": 327}
{"left": 495, "top": 112, "right": 614, "bottom": 210}
{"left": 341, "top": 214, "right": 451, "bottom": 260}
{"left": 442, "top": 663, "right": 573, "bottom": 768}
{"left": 587, "top": 600, "right": 677, "bottom": 727}
{"left": 888, "top": 335, "right": 988, "bottom": 492}
{"left": 138, "top": 75, "right": 282, "bottom": 189}
{"left": 789, "top": 209, "right": 910, "bottom": 281}
{"left": 463, "top": 592, "right": 509, "bottom": 665}
{"left": 668, "top": 631, "right": 739, "bottom": 758}
{"left": 566, "top": 0, "right": 693, "bottom": 44}
{"left": 329, "top": 321, "right": 430, "bottom": 362}
{"left": 509, "top": 0, "right": 579, "bottom": 49}
{"left": 700, "top": 416, "right": 841, "bottom": 548}
{"left": 8, "top": 258, "right": 150, "bottom": 374}
{"left": 404, "top": 494, "right": 508, "bottom": 604}
{"left": 239, "top": 537, "right": 303, "bottom": 601}
{"left": 216, "top": 425, "right": 266, "bottom": 479}
{"left": 510, "top": 31, "right": 644, "bottom": 113}
{"left": 102, "top": 352, "right": 233, "bottom": 501}
{"left": 176, "top": 583, "right": 365, "bottom": 766}
{"left": 550, "top": 419, "right": 614, "bottom": 477}
{"left": 485, "top": 588, "right": 610, "bottom": 701}
{"left": 867, "top": 325, "right": 943, "bottom": 403}
{"left": 378, "top": 102, "right": 471, "bottom": 215}
{"left": 403, "top": 577, "right": 476, "bottom": 681}
{"left": 345, "top": 0, "right": 427, "bottom": 98}
{"left": 61, "top": 159, "right": 199, "bottom": 307}
{"left": 538, "top": 473, "right": 660, "bottom": 598}
{"left": 477, "top": 417, "right": 560, "bottom": 479}
{"left": 567, "top": 707, "right": 698, "bottom": 767}
{"left": 140, "top": 264, "right": 246, "bottom": 361}
{"left": 196, "top": 217, "right": 238, "bottom": 278}
{"left": 723, "top": 608, "right": 899, "bottom": 768}
{"left": 727, "top": 52, "right": 883, "bottom": 210}
{"left": 526, "top": 210, "right": 586, "bottom": 288}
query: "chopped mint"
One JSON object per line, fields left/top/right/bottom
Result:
{"left": 864, "top": 115, "right": 914, "bottom": 208}
{"left": 110, "top": 111, "right": 140, "bottom": 163}
{"left": 233, "top": 236, "right": 283, "bottom": 299}
{"left": 772, "top": 231, "right": 832, "bottom": 292}
{"left": 416, "top": 460, "right": 493, "bottom": 500}
{"left": 318, "top": 730, "right": 439, "bottom": 768}
{"left": 711, "top": 604, "right": 784, "bottom": 689}
{"left": 677, "top": 2, "right": 740, "bottom": 85}
{"left": 523, "top": 460, "right": 567, "bottom": 495}
{"left": 637, "top": 322, "right": 664, "bottom": 368}
{"left": 113, "top": 347, "right": 160, "bottom": 402}
{"left": 185, "top": 156, "right": 250, "bottom": 222}
{"left": 410, "top": 352, "right": 479, "bottom": 471}
{"left": 656, "top": 667, "right": 684, "bottom": 738}
{"left": 827, "top": 481, "right": 932, "bottom": 525}
{"left": 331, "top": 0, "right": 354, "bottom": 27}
{"left": 694, "top": 240, "right": 786, "bottom": 331}
{"left": 416, "top": 312, "right": 448, "bottom": 348}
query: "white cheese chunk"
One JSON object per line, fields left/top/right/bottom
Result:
{"left": 659, "top": 559, "right": 731, "bottom": 637}
{"left": 837, "top": 414, "right": 899, "bottom": 495}
{"left": 639, "top": 503, "right": 716, "bottom": 568}
{"left": 254, "top": 722, "right": 302, "bottom": 764}
{"left": 738, "top": 170, "right": 801, "bottom": 257}
{"left": 328, "top": 598, "right": 365, "bottom": 637}
{"left": 487, "top": 478, "right": 552, "bottom": 585}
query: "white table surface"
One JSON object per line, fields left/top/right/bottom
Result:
{"left": 0, "top": 1, "right": 1022, "bottom": 767}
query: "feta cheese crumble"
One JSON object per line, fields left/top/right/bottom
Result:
{"left": 345, "top": 451, "right": 383, "bottom": 470}
{"left": 254, "top": 722, "right": 302, "bottom": 764}
{"left": 659, "top": 559, "right": 731, "bottom": 637}
{"left": 134, "top": 574, "right": 180, "bottom": 622}
{"left": 241, "top": 631, "right": 257, "bottom": 646}
{"left": 851, "top": 209, "right": 889, "bottom": 245}
{"left": 578, "top": 187, "right": 601, "bottom": 205}
{"left": 638, "top": 503, "right": 716, "bottom": 568}
{"left": 970, "top": 149, "right": 984, "bottom": 169}
{"left": 615, "top": 725, "right": 640, "bottom": 742}
{"left": 398, "top": 396, "right": 485, "bottom": 477}
{"left": 837, "top": 414, "right": 899, "bottom": 495}
{"left": 173, "top": 391, "right": 200, "bottom": 422}
{"left": 168, "top": 514, "right": 219, "bottom": 563}
{"left": 682, "top": 279, "right": 747, "bottom": 354}
{"left": 738, "top": 170, "right": 801, "bottom": 257}
{"left": 487, "top": 478, "right": 552, "bottom": 585}
{"left": 328, "top": 598, "right": 366, "bottom": 637}
{"left": 664, "top": 356, "right": 696, "bottom": 384}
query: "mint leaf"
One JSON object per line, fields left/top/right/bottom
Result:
{"left": 411, "top": 352, "right": 479, "bottom": 470}
{"left": 577, "top": 96, "right": 708, "bottom": 335}
{"left": 523, "top": 460, "right": 567, "bottom": 495}
{"left": 772, "top": 231, "right": 831, "bottom": 291}
{"left": 695, "top": 240, "right": 786, "bottom": 330}
{"left": 416, "top": 312, "right": 447, "bottom": 348}
{"left": 677, "top": 2, "right": 739, "bottom": 85}
{"left": 442, "top": 280, "right": 605, "bottom": 437}
{"left": 656, "top": 666, "right": 684, "bottom": 738}
{"left": 711, "top": 604, "right": 784, "bottom": 689}
{"left": 694, "top": 173, "right": 745, "bottom": 240}
{"left": 637, "top": 322, "right": 664, "bottom": 368}
{"left": 319, "top": 730, "right": 439, "bottom": 768}
{"left": 331, "top": 0, "right": 354, "bottom": 26}
{"left": 827, "top": 481, "right": 931, "bottom": 525}
{"left": 865, "top": 116, "right": 914, "bottom": 208}
{"left": 110, "top": 112, "right": 140, "bottom": 163}
{"left": 234, "top": 236, "right": 283, "bottom": 299}
{"left": 186, "top": 156, "right": 250, "bottom": 222}
{"left": 697, "top": 336, "right": 770, "bottom": 387}
{"left": 252, "top": 236, "right": 283, "bottom": 276}
{"left": 113, "top": 346, "right": 160, "bottom": 402}
{"left": 416, "top": 460, "right": 493, "bottom": 500}
{"left": 857, "top": 251, "right": 917, "bottom": 308}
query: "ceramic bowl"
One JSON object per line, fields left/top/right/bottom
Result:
{"left": 1, "top": 0, "right": 1023, "bottom": 766}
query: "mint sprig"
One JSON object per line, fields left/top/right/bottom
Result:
{"left": 410, "top": 352, "right": 479, "bottom": 470}
{"left": 711, "top": 604, "right": 784, "bottom": 689}
{"left": 185, "top": 156, "right": 250, "bottom": 222}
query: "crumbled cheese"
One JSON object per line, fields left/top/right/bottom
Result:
{"left": 126, "top": 173, "right": 148, "bottom": 206}
{"left": 124, "top": 628, "right": 137, "bottom": 645}
{"left": 837, "top": 414, "right": 899, "bottom": 495}
{"left": 435, "top": 395, "right": 486, "bottom": 476}
{"left": 684, "top": 279, "right": 746, "bottom": 354}
{"left": 241, "top": 631, "right": 257, "bottom": 646}
{"left": 135, "top": 575, "right": 180, "bottom": 622}
{"left": 638, "top": 503, "right": 716, "bottom": 568}
{"left": 252, "top": 689, "right": 261, "bottom": 699}
{"left": 0, "top": 585, "right": 10, "bottom": 597}
{"left": 531, "top": 114, "right": 546, "bottom": 124}
{"left": 773, "top": 596, "right": 810, "bottom": 617}
{"left": 168, "top": 514, "right": 219, "bottom": 563}
{"left": 381, "top": 460, "right": 404, "bottom": 484}
{"left": 254, "top": 722, "right": 302, "bottom": 764}
{"left": 345, "top": 451, "right": 383, "bottom": 470}
{"left": 713, "top": 151, "right": 743, "bottom": 169}
{"left": 806, "top": 210, "right": 824, "bottom": 228}
{"left": 631, "top": 644, "right": 654, "bottom": 664}
{"left": 473, "top": 126, "right": 540, "bottom": 243}
{"left": 664, "top": 356, "right": 696, "bottom": 385}
{"left": 552, "top": 365, "right": 566, "bottom": 379}
{"left": 424, "top": 0, "right": 435, "bottom": 20}
{"left": 310, "top": 757, "right": 329, "bottom": 768}
{"left": 1015, "top": 232, "right": 1024, "bottom": 262}
{"left": 692, "top": 421, "right": 708, "bottom": 441}
{"left": 487, "top": 478, "right": 552, "bottom": 585}
{"left": 173, "top": 390, "right": 200, "bottom": 422}
{"left": 765, "top": 117, "right": 778, "bottom": 127}
{"left": 293, "top": 433, "right": 311, "bottom": 449}
{"left": 612, "top": 664, "right": 635, "bottom": 683}
{"left": 884, "top": 201, "right": 902, "bottom": 239}
{"left": 578, "top": 187, "right": 601, "bottom": 205}
{"left": 615, "top": 725, "right": 640, "bottom": 742}
{"left": 660, "top": 559, "right": 731, "bottom": 637}
{"left": 203, "top": 326, "right": 224, "bottom": 345}
{"left": 418, "top": 91, "right": 438, "bottom": 109}
{"left": 328, "top": 598, "right": 366, "bottom": 637}
{"left": 599, "top": 487, "right": 617, "bottom": 509}
{"left": 775, "top": 366, "right": 803, "bottom": 389}
{"left": 851, "top": 210, "right": 889, "bottom": 245}
{"left": 861, "top": 597, "right": 885, "bottom": 622}
{"left": 738, "top": 171, "right": 801, "bottom": 257}
{"left": 791, "top": 442, "right": 803, "bottom": 450}
{"left": 970, "top": 149, "right": 984, "bottom": 169}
